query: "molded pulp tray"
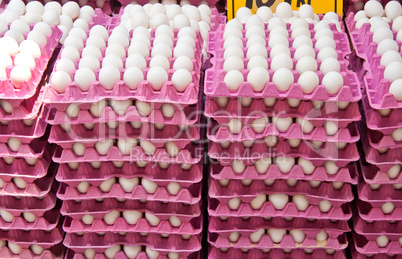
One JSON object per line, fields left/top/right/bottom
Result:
{"left": 57, "top": 182, "right": 201, "bottom": 204}
{"left": 358, "top": 183, "right": 402, "bottom": 203}
{"left": 357, "top": 200, "right": 402, "bottom": 221}
{"left": 0, "top": 192, "right": 57, "bottom": 217}
{"left": 64, "top": 233, "right": 201, "bottom": 254}
{"left": 56, "top": 162, "right": 203, "bottom": 187}
{"left": 210, "top": 162, "right": 358, "bottom": 184}
{"left": 66, "top": 249, "right": 200, "bottom": 259}
{"left": 0, "top": 243, "right": 65, "bottom": 259}
{"left": 353, "top": 215, "right": 402, "bottom": 237}
{"left": 367, "top": 128, "right": 402, "bottom": 150}
{"left": 208, "top": 247, "right": 346, "bottom": 259}
{"left": 0, "top": 209, "right": 61, "bottom": 231}
{"left": 353, "top": 233, "right": 402, "bottom": 255}
{"left": 0, "top": 138, "right": 48, "bottom": 158}
{"left": 0, "top": 226, "right": 63, "bottom": 249}
{"left": 360, "top": 160, "right": 402, "bottom": 185}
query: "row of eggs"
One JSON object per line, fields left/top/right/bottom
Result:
{"left": 83, "top": 245, "right": 185, "bottom": 259}
{"left": 66, "top": 160, "right": 193, "bottom": 171}
{"left": 0, "top": 209, "right": 40, "bottom": 223}
{"left": 219, "top": 179, "right": 347, "bottom": 190}
{"left": 0, "top": 241, "right": 46, "bottom": 256}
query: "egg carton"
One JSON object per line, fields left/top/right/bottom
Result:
{"left": 61, "top": 199, "right": 201, "bottom": 220}
{"left": 358, "top": 182, "right": 402, "bottom": 203}
{"left": 0, "top": 227, "right": 63, "bottom": 249}
{"left": 0, "top": 243, "right": 65, "bottom": 259}
{"left": 64, "top": 232, "right": 201, "bottom": 254}
{"left": 207, "top": 119, "right": 359, "bottom": 144}
{"left": 52, "top": 142, "right": 203, "bottom": 164}
{"left": 0, "top": 191, "right": 57, "bottom": 216}
{"left": 0, "top": 25, "right": 61, "bottom": 103}
{"left": 367, "top": 128, "right": 402, "bottom": 150}
{"left": 353, "top": 233, "right": 402, "bottom": 255}
{"left": 352, "top": 252, "right": 402, "bottom": 259}
{"left": 208, "top": 141, "right": 360, "bottom": 162}
{"left": 57, "top": 182, "right": 201, "bottom": 204}
{"left": 357, "top": 200, "right": 402, "bottom": 222}
{"left": 354, "top": 215, "right": 402, "bottom": 237}
{"left": 48, "top": 120, "right": 201, "bottom": 143}
{"left": 210, "top": 162, "right": 358, "bottom": 184}
{"left": 360, "top": 160, "right": 402, "bottom": 185}
{"left": 0, "top": 146, "right": 53, "bottom": 181}
{"left": 208, "top": 232, "right": 348, "bottom": 251}
{"left": 208, "top": 247, "right": 347, "bottom": 259}
{"left": 45, "top": 101, "right": 201, "bottom": 126}
{"left": 204, "top": 97, "right": 361, "bottom": 122}
{"left": 0, "top": 209, "right": 61, "bottom": 231}
{"left": 209, "top": 179, "right": 353, "bottom": 202}
{"left": 66, "top": 249, "right": 200, "bottom": 259}
{"left": 63, "top": 214, "right": 202, "bottom": 235}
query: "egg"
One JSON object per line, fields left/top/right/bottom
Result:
{"left": 95, "top": 139, "right": 114, "bottom": 156}
{"left": 380, "top": 51, "right": 402, "bottom": 67}
{"left": 364, "top": 0, "right": 384, "bottom": 17}
{"left": 247, "top": 66, "right": 269, "bottom": 92}
{"left": 322, "top": 71, "right": 344, "bottom": 94}
{"left": 273, "top": 116, "right": 293, "bottom": 133}
{"left": 293, "top": 45, "right": 315, "bottom": 61}
{"left": 390, "top": 78, "right": 402, "bottom": 102}
{"left": 77, "top": 181, "right": 90, "bottom": 193}
{"left": 269, "top": 193, "right": 289, "bottom": 210}
{"left": 30, "top": 245, "right": 44, "bottom": 255}
{"left": 250, "top": 194, "right": 266, "bottom": 210}
{"left": 172, "top": 69, "right": 192, "bottom": 92}
{"left": 82, "top": 214, "right": 94, "bottom": 225}
{"left": 104, "top": 245, "right": 121, "bottom": 259}
{"left": 318, "top": 200, "right": 332, "bottom": 213}
{"left": 297, "top": 71, "right": 319, "bottom": 94}
{"left": 231, "top": 159, "right": 246, "bottom": 174}
{"left": 392, "top": 16, "right": 402, "bottom": 31}
{"left": 274, "top": 156, "right": 295, "bottom": 173}
{"left": 273, "top": 68, "right": 294, "bottom": 91}
{"left": 146, "top": 66, "right": 168, "bottom": 91}
{"left": 23, "top": 212, "right": 36, "bottom": 223}
{"left": 227, "top": 118, "right": 243, "bottom": 134}
{"left": 248, "top": 228, "right": 265, "bottom": 243}
{"left": 8, "top": 243, "right": 22, "bottom": 255}
{"left": 275, "top": 2, "right": 293, "bottom": 19}
{"left": 228, "top": 197, "right": 241, "bottom": 210}
{"left": 25, "top": 157, "right": 38, "bottom": 165}
{"left": 324, "top": 161, "right": 339, "bottom": 175}
{"left": 384, "top": 62, "right": 402, "bottom": 83}
{"left": 296, "top": 56, "right": 317, "bottom": 74}
{"left": 254, "top": 157, "right": 271, "bottom": 174}
{"left": 268, "top": 228, "right": 286, "bottom": 243}
{"left": 135, "top": 101, "right": 152, "bottom": 117}
{"left": 268, "top": 34, "right": 289, "bottom": 48}
{"left": 381, "top": 202, "right": 395, "bottom": 214}
{"left": 224, "top": 70, "right": 244, "bottom": 91}
{"left": 316, "top": 230, "right": 328, "bottom": 242}
{"left": 385, "top": 1, "right": 402, "bottom": 21}
{"left": 0, "top": 209, "right": 14, "bottom": 222}
{"left": 10, "top": 65, "right": 32, "bottom": 89}
{"left": 293, "top": 194, "right": 310, "bottom": 211}
{"left": 83, "top": 248, "right": 96, "bottom": 259}
{"left": 161, "top": 103, "right": 175, "bottom": 118}
{"left": 173, "top": 56, "right": 194, "bottom": 71}
{"left": 387, "top": 165, "right": 401, "bottom": 179}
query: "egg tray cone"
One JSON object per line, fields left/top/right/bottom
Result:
{"left": 0, "top": 209, "right": 61, "bottom": 231}
{"left": 353, "top": 232, "right": 402, "bottom": 255}
{"left": 66, "top": 249, "right": 201, "bottom": 259}
{"left": 208, "top": 197, "right": 352, "bottom": 221}
{"left": 210, "top": 162, "right": 358, "bottom": 185}
{"left": 360, "top": 160, "right": 402, "bottom": 185}
{"left": 208, "top": 247, "right": 347, "bottom": 259}
{"left": 63, "top": 232, "right": 201, "bottom": 254}
{"left": 0, "top": 226, "right": 64, "bottom": 249}
{"left": 357, "top": 200, "right": 402, "bottom": 222}
{"left": 56, "top": 161, "right": 203, "bottom": 187}
{"left": 0, "top": 243, "right": 65, "bottom": 259}
{"left": 204, "top": 97, "right": 362, "bottom": 122}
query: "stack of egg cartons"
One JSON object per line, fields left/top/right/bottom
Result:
{"left": 205, "top": 3, "right": 362, "bottom": 258}
{"left": 43, "top": 3, "right": 209, "bottom": 258}
{"left": 0, "top": 0, "right": 65, "bottom": 257}
{"left": 345, "top": 1, "right": 402, "bottom": 257}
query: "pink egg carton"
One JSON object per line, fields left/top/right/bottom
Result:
{"left": 0, "top": 243, "right": 65, "bottom": 259}
{"left": 0, "top": 209, "right": 61, "bottom": 231}
{"left": 210, "top": 162, "right": 358, "bottom": 185}
{"left": 205, "top": 97, "right": 361, "bottom": 121}
{"left": 0, "top": 137, "right": 48, "bottom": 159}
{"left": 0, "top": 146, "right": 53, "bottom": 181}
{"left": 208, "top": 141, "right": 360, "bottom": 162}
{"left": 0, "top": 165, "right": 56, "bottom": 197}
{"left": 0, "top": 26, "right": 61, "bottom": 103}
{"left": 367, "top": 128, "right": 402, "bottom": 150}
{"left": 209, "top": 179, "right": 354, "bottom": 202}
{"left": 66, "top": 249, "right": 200, "bottom": 259}
{"left": 360, "top": 160, "right": 402, "bottom": 185}
{"left": 353, "top": 233, "right": 402, "bottom": 255}
{"left": 208, "top": 232, "right": 348, "bottom": 251}
{"left": 48, "top": 120, "right": 201, "bottom": 143}
{"left": 61, "top": 199, "right": 201, "bottom": 219}
{"left": 0, "top": 192, "right": 57, "bottom": 218}
{"left": 52, "top": 142, "right": 203, "bottom": 164}
{"left": 64, "top": 232, "right": 201, "bottom": 254}
{"left": 357, "top": 200, "right": 402, "bottom": 222}
{"left": 208, "top": 247, "right": 347, "bottom": 259}
{"left": 208, "top": 198, "right": 352, "bottom": 221}
{"left": 364, "top": 146, "right": 401, "bottom": 170}
{"left": 358, "top": 182, "right": 402, "bottom": 203}
{"left": 57, "top": 182, "right": 201, "bottom": 204}
{"left": 56, "top": 162, "right": 202, "bottom": 187}
{"left": 0, "top": 227, "right": 63, "bottom": 249}
{"left": 207, "top": 119, "right": 359, "bottom": 144}
{"left": 354, "top": 215, "right": 402, "bottom": 237}
{"left": 63, "top": 214, "right": 202, "bottom": 235}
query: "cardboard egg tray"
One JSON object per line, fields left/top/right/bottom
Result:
{"left": 366, "top": 128, "right": 402, "bottom": 150}
{"left": 0, "top": 209, "right": 61, "bottom": 231}
{"left": 0, "top": 192, "right": 57, "bottom": 217}
{"left": 0, "top": 138, "right": 48, "bottom": 158}
{"left": 61, "top": 199, "right": 201, "bottom": 220}
{"left": 52, "top": 142, "right": 203, "bottom": 165}
{"left": 0, "top": 26, "right": 61, "bottom": 103}
{"left": 66, "top": 249, "right": 200, "bottom": 259}
{"left": 56, "top": 161, "right": 202, "bottom": 187}
{"left": 57, "top": 182, "right": 201, "bottom": 204}
{"left": 208, "top": 141, "right": 360, "bottom": 162}
{"left": 360, "top": 160, "right": 402, "bottom": 185}
{"left": 207, "top": 119, "right": 359, "bottom": 144}
{"left": 358, "top": 182, "right": 402, "bottom": 204}
{"left": 0, "top": 226, "right": 64, "bottom": 249}
{"left": 43, "top": 29, "right": 203, "bottom": 108}
{"left": 63, "top": 232, "right": 201, "bottom": 255}
{"left": 354, "top": 215, "right": 402, "bottom": 237}
{"left": 353, "top": 232, "right": 402, "bottom": 255}
{"left": 357, "top": 200, "right": 402, "bottom": 222}
{"left": 208, "top": 232, "right": 348, "bottom": 251}
{"left": 208, "top": 247, "right": 347, "bottom": 259}
{"left": 352, "top": 251, "right": 402, "bottom": 259}
{"left": 0, "top": 244, "right": 65, "bottom": 259}
{"left": 208, "top": 197, "right": 352, "bottom": 221}
{"left": 210, "top": 162, "right": 358, "bottom": 185}
{"left": 205, "top": 97, "right": 361, "bottom": 122}
{"left": 62, "top": 215, "right": 202, "bottom": 235}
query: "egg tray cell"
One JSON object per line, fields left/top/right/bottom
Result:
{"left": 204, "top": 97, "right": 361, "bottom": 122}
{"left": 64, "top": 232, "right": 201, "bottom": 254}
{"left": 52, "top": 142, "right": 203, "bottom": 165}
{"left": 44, "top": 30, "right": 203, "bottom": 108}
{"left": 358, "top": 182, "right": 402, "bottom": 204}
{"left": 353, "top": 233, "right": 402, "bottom": 255}
{"left": 0, "top": 209, "right": 61, "bottom": 231}
{"left": 353, "top": 215, "right": 402, "bottom": 238}
{"left": 48, "top": 120, "right": 201, "bottom": 144}
{"left": 45, "top": 100, "right": 201, "bottom": 126}
{"left": 360, "top": 160, "right": 402, "bottom": 185}
{"left": 0, "top": 25, "right": 61, "bottom": 103}
{"left": 208, "top": 247, "right": 346, "bottom": 259}
{"left": 0, "top": 192, "right": 57, "bottom": 218}
{"left": 209, "top": 179, "right": 354, "bottom": 203}
{"left": 208, "top": 197, "right": 352, "bottom": 221}
{"left": 56, "top": 181, "right": 201, "bottom": 204}
{"left": 207, "top": 119, "right": 359, "bottom": 144}
{"left": 61, "top": 199, "right": 201, "bottom": 220}
{"left": 66, "top": 249, "right": 200, "bottom": 259}
{"left": 0, "top": 243, "right": 65, "bottom": 259}
{"left": 62, "top": 214, "right": 202, "bottom": 235}
{"left": 210, "top": 161, "right": 358, "bottom": 185}
{"left": 357, "top": 200, "right": 402, "bottom": 222}
{"left": 56, "top": 162, "right": 202, "bottom": 187}
{"left": 208, "top": 141, "right": 360, "bottom": 163}
{"left": 0, "top": 226, "right": 63, "bottom": 249}
{"left": 0, "top": 146, "right": 53, "bottom": 181}
{"left": 208, "top": 232, "right": 348, "bottom": 251}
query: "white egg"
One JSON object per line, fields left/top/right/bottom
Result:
{"left": 324, "top": 121, "right": 339, "bottom": 136}
{"left": 42, "top": 9, "right": 60, "bottom": 26}
{"left": 123, "top": 246, "right": 141, "bottom": 258}
{"left": 272, "top": 68, "right": 294, "bottom": 91}
{"left": 316, "top": 230, "right": 328, "bottom": 242}
{"left": 147, "top": 66, "right": 168, "bottom": 90}
{"left": 320, "top": 57, "right": 341, "bottom": 75}
{"left": 14, "top": 53, "right": 35, "bottom": 70}
{"left": 82, "top": 214, "right": 94, "bottom": 225}
{"left": 250, "top": 194, "right": 266, "bottom": 210}
{"left": 381, "top": 202, "right": 395, "bottom": 214}
{"left": 165, "top": 141, "right": 180, "bottom": 157}
{"left": 95, "top": 139, "right": 114, "bottom": 156}
{"left": 364, "top": 0, "right": 384, "bottom": 17}
{"left": 298, "top": 71, "right": 319, "bottom": 94}
{"left": 247, "top": 66, "right": 269, "bottom": 92}
{"left": 273, "top": 116, "right": 293, "bottom": 133}
{"left": 161, "top": 103, "right": 175, "bottom": 118}
{"left": 23, "top": 212, "right": 36, "bottom": 223}
{"left": 8, "top": 243, "right": 22, "bottom": 255}
{"left": 387, "top": 165, "right": 401, "bottom": 179}
{"left": 274, "top": 156, "right": 295, "bottom": 173}
{"left": 254, "top": 157, "right": 271, "bottom": 174}
{"left": 172, "top": 69, "right": 192, "bottom": 92}
{"left": 268, "top": 34, "right": 289, "bottom": 48}
{"left": 169, "top": 215, "right": 182, "bottom": 227}
{"left": 77, "top": 181, "right": 90, "bottom": 193}
{"left": 250, "top": 116, "right": 269, "bottom": 134}
{"left": 104, "top": 245, "right": 121, "bottom": 259}
{"left": 125, "top": 54, "right": 147, "bottom": 70}
{"left": 380, "top": 51, "right": 402, "bottom": 67}
{"left": 224, "top": 70, "right": 244, "bottom": 91}
{"left": 276, "top": 2, "right": 293, "bottom": 19}
{"left": 290, "top": 229, "right": 306, "bottom": 243}
{"left": 322, "top": 71, "right": 343, "bottom": 94}
{"left": 142, "top": 178, "right": 158, "bottom": 193}
{"left": 30, "top": 244, "right": 44, "bottom": 255}
{"left": 315, "top": 36, "right": 336, "bottom": 51}
{"left": 385, "top": 1, "right": 402, "bottom": 21}
{"left": 269, "top": 193, "right": 289, "bottom": 210}
{"left": 0, "top": 209, "right": 14, "bottom": 222}
{"left": 99, "top": 178, "right": 116, "bottom": 192}
{"left": 268, "top": 228, "right": 286, "bottom": 243}
{"left": 318, "top": 200, "right": 332, "bottom": 213}
{"left": 10, "top": 65, "right": 32, "bottom": 89}
{"left": 103, "top": 210, "right": 120, "bottom": 225}
{"left": 376, "top": 235, "right": 390, "bottom": 248}
{"left": 135, "top": 101, "right": 152, "bottom": 117}
{"left": 384, "top": 62, "right": 402, "bottom": 83}
{"left": 293, "top": 194, "right": 310, "bottom": 211}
